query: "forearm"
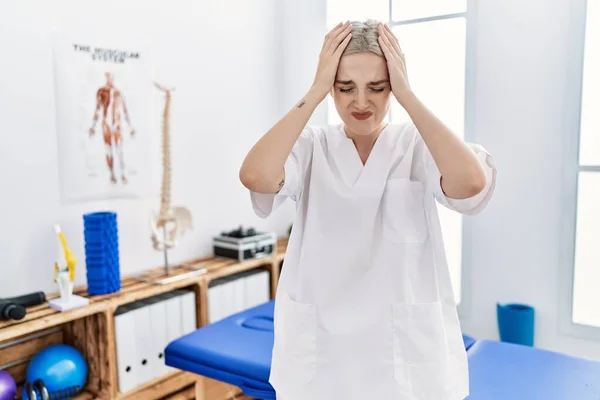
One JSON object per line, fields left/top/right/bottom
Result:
{"left": 123, "top": 103, "right": 133, "bottom": 128}
{"left": 239, "top": 87, "right": 324, "bottom": 193}
{"left": 400, "top": 91, "right": 486, "bottom": 199}
{"left": 91, "top": 109, "right": 99, "bottom": 127}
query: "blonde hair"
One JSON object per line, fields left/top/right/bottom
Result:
{"left": 343, "top": 19, "right": 383, "bottom": 57}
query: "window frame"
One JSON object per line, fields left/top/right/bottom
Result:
{"left": 324, "top": 0, "right": 478, "bottom": 317}
{"left": 559, "top": 0, "right": 600, "bottom": 340}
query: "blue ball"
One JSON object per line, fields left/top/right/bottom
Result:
{"left": 25, "top": 344, "right": 87, "bottom": 395}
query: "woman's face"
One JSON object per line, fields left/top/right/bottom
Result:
{"left": 331, "top": 52, "right": 392, "bottom": 137}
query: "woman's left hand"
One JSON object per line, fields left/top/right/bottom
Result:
{"left": 378, "top": 23, "right": 412, "bottom": 104}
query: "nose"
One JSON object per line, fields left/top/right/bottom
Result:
{"left": 354, "top": 89, "right": 369, "bottom": 110}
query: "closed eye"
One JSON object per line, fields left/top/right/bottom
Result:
{"left": 338, "top": 87, "right": 386, "bottom": 93}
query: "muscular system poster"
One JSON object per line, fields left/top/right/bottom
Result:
{"left": 52, "top": 32, "right": 156, "bottom": 203}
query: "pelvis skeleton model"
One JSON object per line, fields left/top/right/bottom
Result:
{"left": 150, "top": 82, "right": 193, "bottom": 251}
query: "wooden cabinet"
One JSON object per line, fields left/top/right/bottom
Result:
{"left": 0, "top": 239, "right": 288, "bottom": 399}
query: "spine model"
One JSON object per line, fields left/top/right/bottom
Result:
{"left": 150, "top": 82, "right": 193, "bottom": 252}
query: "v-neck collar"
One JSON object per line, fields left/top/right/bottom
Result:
{"left": 329, "top": 123, "right": 393, "bottom": 189}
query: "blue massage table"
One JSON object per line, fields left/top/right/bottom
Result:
{"left": 466, "top": 339, "right": 600, "bottom": 399}
{"left": 165, "top": 301, "right": 600, "bottom": 399}
{"left": 165, "top": 301, "right": 276, "bottom": 399}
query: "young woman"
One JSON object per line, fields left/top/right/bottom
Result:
{"left": 240, "top": 19, "right": 496, "bottom": 400}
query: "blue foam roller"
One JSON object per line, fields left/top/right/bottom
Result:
{"left": 83, "top": 211, "right": 121, "bottom": 295}
{"left": 84, "top": 211, "right": 116, "bottom": 222}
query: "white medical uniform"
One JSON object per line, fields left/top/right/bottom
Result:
{"left": 250, "top": 122, "right": 496, "bottom": 400}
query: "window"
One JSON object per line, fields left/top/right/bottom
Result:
{"left": 571, "top": 0, "right": 600, "bottom": 329}
{"left": 326, "top": 0, "right": 470, "bottom": 304}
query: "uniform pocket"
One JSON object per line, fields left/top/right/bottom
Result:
{"left": 393, "top": 302, "right": 448, "bottom": 392}
{"left": 381, "top": 178, "right": 429, "bottom": 244}
{"left": 442, "top": 302, "right": 468, "bottom": 355}
{"left": 392, "top": 301, "right": 447, "bottom": 364}
{"left": 271, "top": 291, "right": 318, "bottom": 390}
{"left": 402, "top": 351, "right": 469, "bottom": 400}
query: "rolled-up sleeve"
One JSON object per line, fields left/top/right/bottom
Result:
{"left": 426, "top": 143, "right": 497, "bottom": 216}
{"left": 249, "top": 128, "right": 314, "bottom": 218}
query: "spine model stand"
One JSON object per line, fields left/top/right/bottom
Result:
{"left": 145, "top": 83, "right": 203, "bottom": 282}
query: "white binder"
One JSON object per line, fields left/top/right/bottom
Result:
{"left": 208, "top": 282, "right": 222, "bottom": 323}
{"left": 242, "top": 270, "right": 270, "bottom": 308}
{"left": 256, "top": 270, "right": 270, "bottom": 304}
{"left": 114, "top": 304, "right": 137, "bottom": 394}
{"left": 164, "top": 291, "right": 183, "bottom": 342}
{"left": 114, "top": 289, "right": 199, "bottom": 392}
{"left": 206, "top": 269, "right": 273, "bottom": 325}
{"left": 244, "top": 273, "right": 257, "bottom": 309}
{"left": 145, "top": 295, "right": 169, "bottom": 380}
{"left": 221, "top": 277, "right": 235, "bottom": 319}
{"left": 130, "top": 302, "right": 153, "bottom": 386}
{"left": 164, "top": 291, "right": 183, "bottom": 373}
{"left": 179, "top": 290, "right": 197, "bottom": 334}
{"left": 234, "top": 277, "right": 246, "bottom": 314}
{"left": 208, "top": 278, "right": 229, "bottom": 323}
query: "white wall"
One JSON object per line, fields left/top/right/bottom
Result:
{"left": 280, "top": 0, "right": 328, "bottom": 125}
{"left": 279, "top": 0, "right": 600, "bottom": 360}
{"left": 459, "top": 0, "right": 600, "bottom": 361}
{"left": 0, "top": 0, "right": 294, "bottom": 297}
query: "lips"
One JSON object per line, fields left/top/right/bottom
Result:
{"left": 351, "top": 112, "right": 373, "bottom": 120}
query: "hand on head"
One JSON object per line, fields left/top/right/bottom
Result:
{"left": 311, "top": 21, "right": 353, "bottom": 100}
{"left": 311, "top": 21, "right": 411, "bottom": 105}
{"left": 377, "top": 23, "right": 411, "bottom": 103}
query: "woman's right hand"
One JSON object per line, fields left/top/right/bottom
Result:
{"left": 311, "top": 21, "right": 353, "bottom": 100}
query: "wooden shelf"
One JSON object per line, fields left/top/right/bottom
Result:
{"left": 0, "top": 249, "right": 285, "bottom": 343}
{"left": 117, "top": 370, "right": 198, "bottom": 399}
{"left": 73, "top": 390, "right": 97, "bottom": 399}
{"left": 0, "top": 238, "right": 288, "bottom": 400}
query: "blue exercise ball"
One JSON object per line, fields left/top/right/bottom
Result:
{"left": 24, "top": 344, "right": 87, "bottom": 399}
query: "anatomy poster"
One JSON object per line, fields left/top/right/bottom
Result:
{"left": 52, "top": 32, "right": 157, "bottom": 203}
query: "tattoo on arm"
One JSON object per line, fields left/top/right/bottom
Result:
{"left": 297, "top": 100, "right": 306, "bottom": 108}
{"left": 277, "top": 178, "right": 285, "bottom": 192}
